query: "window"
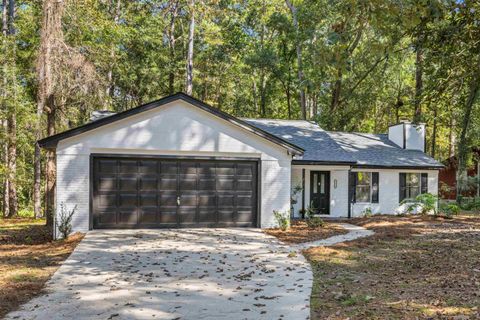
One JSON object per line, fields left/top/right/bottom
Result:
{"left": 351, "top": 172, "right": 379, "bottom": 203}
{"left": 355, "top": 172, "right": 371, "bottom": 202}
{"left": 405, "top": 173, "right": 420, "bottom": 199}
{"left": 399, "top": 173, "right": 428, "bottom": 202}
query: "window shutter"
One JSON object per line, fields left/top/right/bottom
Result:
{"left": 421, "top": 173, "right": 428, "bottom": 194}
{"left": 349, "top": 172, "right": 357, "bottom": 203}
{"left": 372, "top": 172, "right": 379, "bottom": 203}
{"left": 399, "top": 173, "right": 406, "bottom": 202}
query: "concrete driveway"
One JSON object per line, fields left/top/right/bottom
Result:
{"left": 6, "top": 229, "right": 311, "bottom": 320}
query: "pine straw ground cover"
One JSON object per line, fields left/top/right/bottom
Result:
{"left": 0, "top": 218, "right": 83, "bottom": 318}
{"left": 265, "top": 220, "right": 348, "bottom": 243}
{"left": 304, "top": 215, "right": 480, "bottom": 320}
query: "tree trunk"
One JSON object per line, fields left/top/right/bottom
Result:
{"left": 448, "top": 116, "right": 455, "bottom": 158}
{"left": 7, "top": 110, "right": 17, "bottom": 217}
{"left": 285, "top": 85, "right": 291, "bottom": 119}
{"left": 456, "top": 57, "right": 480, "bottom": 203}
{"left": 185, "top": 0, "right": 195, "bottom": 95}
{"left": 285, "top": 0, "right": 306, "bottom": 120}
{"left": 431, "top": 105, "right": 437, "bottom": 158}
{"left": 168, "top": 0, "right": 178, "bottom": 95}
{"left": 45, "top": 95, "right": 56, "bottom": 228}
{"left": 5, "top": 0, "right": 17, "bottom": 217}
{"left": 33, "top": 142, "right": 41, "bottom": 218}
{"left": 2, "top": 121, "right": 9, "bottom": 218}
{"left": 413, "top": 23, "right": 424, "bottom": 123}
{"left": 330, "top": 69, "right": 342, "bottom": 111}
{"left": 1, "top": 0, "right": 8, "bottom": 217}
{"left": 106, "top": 0, "right": 121, "bottom": 97}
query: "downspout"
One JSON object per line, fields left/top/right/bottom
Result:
{"left": 301, "top": 168, "right": 305, "bottom": 219}
{"left": 347, "top": 167, "right": 352, "bottom": 219}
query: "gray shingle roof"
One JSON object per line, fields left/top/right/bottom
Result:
{"left": 327, "top": 131, "right": 443, "bottom": 168}
{"left": 243, "top": 119, "right": 443, "bottom": 168}
{"left": 242, "top": 119, "right": 355, "bottom": 163}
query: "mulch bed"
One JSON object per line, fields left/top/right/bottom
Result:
{"left": 0, "top": 218, "right": 83, "bottom": 318}
{"left": 304, "top": 214, "right": 480, "bottom": 319}
{"left": 264, "top": 220, "right": 348, "bottom": 244}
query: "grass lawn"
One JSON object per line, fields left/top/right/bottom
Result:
{"left": 265, "top": 220, "right": 348, "bottom": 243}
{"left": 305, "top": 215, "right": 480, "bottom": 319}
{"left": 0, "top": 218, "right": 83, "bottom": 318}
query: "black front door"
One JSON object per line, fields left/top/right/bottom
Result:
{"left": 310, "top": 171, "right": 330, "bottom": 215}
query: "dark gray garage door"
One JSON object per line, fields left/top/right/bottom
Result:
{"left": 92, "top": 157, "right": 258, "bottom": 229}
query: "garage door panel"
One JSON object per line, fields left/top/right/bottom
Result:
{"left": 98, "top": 194, "right": 116, "bottom": 208}
{"left": 198, "top": 179, "right": 215, "bottom": 190}
{"left": 237, "top": 180, "right": 253, "bottom": 191}
{"left": 119, "top": 177, "right": 137, "bottom": 191}
{"left": 139, "top": 160, "right": 158, "bottom": 174}
{"left": 140, "top": 177, "right": 157, "bottom": 191}
{"left": 217, "top": 179, "right": 234, "bottom": 190}
{"left": 98, "top": 160, "right": 117, "bottom": 174}
{"left": 198, "top": 194, "right": 215, "bottom": 206}
{"left": 237, "top": 195, "right": 253, "bottom": 207}
{"left": 119, "top": 194, "right": 137, "bottom": 207}
{"left": 237, "top": 210, "right": 254, "bottom": 222}
{"left": 218, "top": 210, "right": 234, "bottom": 222}
{"left": 180, "top": 162, "right": 197, "bottom": 174}
{"left": 119, "top": 160, "right": 138, "bottom": 173}
{"left": 178, "top": 208, "right": 196, "bottom": 223}
{"left": 160, "top": 178, "right": 177, "bottom": 190}
{"left": 179, "top": 194, "right": 197, "bottom": 206}
{"left": 140, "top": 194, "right": 157, "bottom": 207}
{"left": 98, "top": 211, "right": 117, "bottom": 224}
{"left": 139, "top": 209, "right": 157, "bottom": 223}
{"left": 216, "top": 164, "right": 235, "bottom": 176}
{"left": 98, "top": 177, "right": 117, "bottom": 191}
{"left": 179, "top": 178, "right": 197, "bottom": 190}
{"left": 118, "top": 210, "right": 137, "bottom": 224}
{"left": 159, "top": 210, "right": 177, "bottom": 223}
{"left": 161, "top": 162, "right": 177, "bottom": 174}
{"left": 93, "top": 157, "right": 257, "bottom": 229}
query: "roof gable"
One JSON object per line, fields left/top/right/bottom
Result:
{"left": 38, "top": 93, "right": 304, "bottom": 155}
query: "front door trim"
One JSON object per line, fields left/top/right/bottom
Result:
{"left": 309, "top": 170, "right": 330, "bottom": 215}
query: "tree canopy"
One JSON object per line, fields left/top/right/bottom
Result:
{"left": 1, "top": 0, "right": 479, "bottom": 215}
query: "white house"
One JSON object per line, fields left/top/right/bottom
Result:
{"left": 38, "top": 93, "right": 443, "bottom": 236}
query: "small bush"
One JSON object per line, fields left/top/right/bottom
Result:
{"left": 273, "top": 210, "right": 290, "bottom": 231}
{"left": 306, "top": 216, "right": 324, "bottom": 229}
{"left": 18, "top": 209, "right": 34, "bottom": 218}
{"left": 361, "top": 207, "right": 373, "bottom": 218}
{"left": 401, "top": 193, "right": 438, "bottom": 215}
{"left": 439, "top": 202, "right": 460, "bottom": 217}
{"left": 304, "top": 206, "right": 324, "bottom": 228}
{"left": 57, "top": 203, "right": 77, "bottom": 239}
{"left": 460, "top": 197, "right": 480, "bottom": 212}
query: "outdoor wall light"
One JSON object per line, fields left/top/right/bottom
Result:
{"left": 334, "top": 179, "right": 337, "bottom": 189}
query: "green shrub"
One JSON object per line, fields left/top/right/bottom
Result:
{"left": 460, "top": 197, "right": 480, "bottom": 212}
{"left": 304, "top": 205, "right": 324, "bottom": 228}
{"left": 361, "top": 207, "right": 373, "bottom": 218}
{"left": 439, "top": 202, "right": 460, "bottom": 217}
{"left": 57, "top": 203, "right": 77, "bottom": 239}
{"left": 401, "top": 193, "right": 438, "bottom": 215}
{"left": 273, "top": 210, "right": 290, "bottom": 231}
{"left": 18, "top": 209, "right": 34, "bottom": 218}
{"left": 306, "top": 216, "right": 324, "bottom": 229}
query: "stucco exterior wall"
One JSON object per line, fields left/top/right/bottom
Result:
{"left": 55, "top": 100, "right": 292, "bottom": 237}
